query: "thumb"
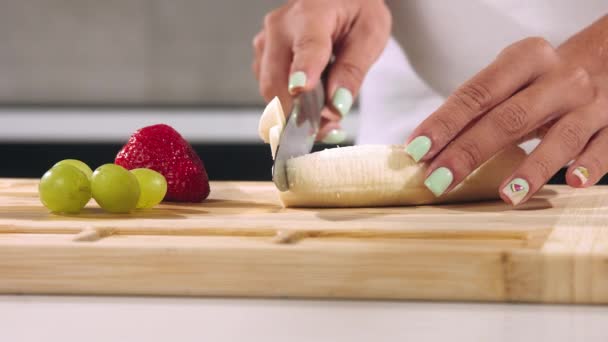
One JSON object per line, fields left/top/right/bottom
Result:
{"left": 326, "top": 15, "right": 391, "bottom": 118}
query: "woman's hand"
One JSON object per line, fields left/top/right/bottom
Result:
{"left": 252, "top": 0, "right": 391, "bottom": 142}
{"left": 405, "top": 15, "right": 608, "bottom": 205}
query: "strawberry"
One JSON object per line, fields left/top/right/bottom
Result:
{"left": 115, "top": 124, "right": 210, "bottom": 202}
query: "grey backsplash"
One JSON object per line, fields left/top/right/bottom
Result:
{"left": 0, "top": 0, "right": 284, "bottom": 106}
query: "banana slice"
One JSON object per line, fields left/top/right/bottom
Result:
{"left": 257, "top": 101, "right": 526, "bottom": 208}
{"left": 268, "top": 125, "right": 283, "bottom": 160}
{"left": 258, "top": 97, "right": 286, "bottom": 159}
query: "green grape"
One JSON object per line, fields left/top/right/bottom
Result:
{"left": 91, "top": 164, "right": 140, "bottom": 213}
{"left": 54, "top": 159, "right": 93, "bottom": 180}
{"left": 39, "top": 164, "right": 91, "bottom": 214}
{"left": 131, "top": 168, "right": 167, "bottom": 209}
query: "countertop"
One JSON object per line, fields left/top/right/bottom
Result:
{"left": 2, "top": 296, "right": 608, "bottom": 341}
{"left": 0, "top": 107, "right": 360, "bottom": 143}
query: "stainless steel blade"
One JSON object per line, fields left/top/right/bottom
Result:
{"left": 272, "top": 82, "right": 324, "bottom": 191}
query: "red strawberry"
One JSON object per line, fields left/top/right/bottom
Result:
{"left": 115, "top": 124, "right": 210, "bottom": 202}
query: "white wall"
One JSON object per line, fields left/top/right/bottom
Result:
{"left": 0, "top": 0, "right": 284, "bottom": 106}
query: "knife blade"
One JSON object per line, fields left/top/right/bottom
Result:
{"left": 272, "top": 81, "right": 325, "bottom": 191}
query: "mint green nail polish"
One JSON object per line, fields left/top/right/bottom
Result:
{"left": 573, "top": 166, "right": 590, "bottom": 186}
{"left": 424, "top": 167, "right": 454, "bottom": 197}
{"left": 332, "top": 87, "right": 353, "bottom": 117}
{"left": 502, "top": 178, "right": 530, "bottom": 206}
{"left": 322, "top": 129, "right": 347, "bottom": 144}
{"left": 405, "top": 136, "right": 432, "bottom": 162}
{"left": 288, "top": 71, "right": 307, "bottom": 93}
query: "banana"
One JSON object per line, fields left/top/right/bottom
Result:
{"left": 279, "top": 145, "right": 526, "bottom": 207}
{"left": 258, "top": 96, "right": 285, "bottom": 159}
{"left": 259, "top": 99, "right": 526, "bottom": 208}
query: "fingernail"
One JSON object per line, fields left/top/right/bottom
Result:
{"left": 405, "top": 136, "right": 432, "bottom": 162}
{"left": 332, "top": 87, "right": 353, "bottom": 117}
{"left": 424, "top": 167, "right": 454, "bottom": 197}
{"left": 502, "top": 178, "right": 530, "bottom": 206}
{"left": 288, "top": 71, "right": 307, "bottom": 94}
{"left": 322, "top": 129, "right": 347, "bottom": 144}
{"left": 573, "top": 166, "right": 590, "bottom": 186}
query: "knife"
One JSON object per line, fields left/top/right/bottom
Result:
{"left": 272, "top": 80, "right": 325, "bottom": 192}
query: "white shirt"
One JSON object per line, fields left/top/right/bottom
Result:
{"left": 357, "top": 0, "right": 608, "bottom": 147}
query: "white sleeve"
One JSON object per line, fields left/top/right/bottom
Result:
{"left": 357, "top": 38, "right": 444, "bottom": 145}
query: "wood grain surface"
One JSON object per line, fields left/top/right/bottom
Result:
{"left": 0, "top": 179, "right": 606, "bottom": 303}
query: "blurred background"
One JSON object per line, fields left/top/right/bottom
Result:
{"left": 0, "top": 0, "right": 358, "bottom": 180}
{"left": 0, "top": 1, "right": 601, "bottom": 184}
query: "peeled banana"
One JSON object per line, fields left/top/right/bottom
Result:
{"left": 258, "top": 99, "right": 526, "bottom": 208}
{"left": 279, "top": 144, "right": 525, "bottom": 207}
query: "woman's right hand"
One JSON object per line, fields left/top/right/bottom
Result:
{"left": 252, "top": 0, "right": 392, "bottom": 142}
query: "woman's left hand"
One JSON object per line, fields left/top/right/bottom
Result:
{"left": 405, "top": 15, "right": 608, "bottom": 205}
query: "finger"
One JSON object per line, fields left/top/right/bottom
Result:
{"left": 317, "top": 120, "right": 345, "bottom": 144}
{"left": 252, "top": 31, "right": 265, "bottom": 81}
{"left": 500, "top": 105, "right": 602, "bottom": 205}
{"left": 288, "top": 19, "right": 333, "bottom": 95}
{"left": 567, "top": 126, "right": 608, "bottom": 188}
{"left": 326, "top": 6, "right": 391, "bottom": 118}
{"left": 405, "top": 37, "right": 560, "bottom": 162}
{"left": 316, "top": 107, "right": 341, "bottom": 140}
{"left": 320, "top": 104, "right": 342, "bottom": 124}
{"left": 259, "top": 16, "right": 292, "bottom": 109}
{"left": 423, "top": 65, "right": 594, "bottom": 197}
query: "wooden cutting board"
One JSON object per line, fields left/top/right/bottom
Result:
{"left": 1, "top": 179, "right": 607, "bottom": 303}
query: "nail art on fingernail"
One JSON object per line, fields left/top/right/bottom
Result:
{"left": 288, "top": 71, "right": 307, "bottom": 93}
{"left": 424, "top": 167, "right": 454, "bottom": 197}
{"left": 332, "top": 87, "right": 353, "bottom": 117}
{"left": 405, "top": 136, "right": 432, "bottom": 162}
{"left": 502, "top": 178, "right": 530, "bottom": 206}
{"left": 322, "top": 129, "right": 347, "bottom": 144}
{"left": 573, "top": 166, "right": 590, "bottom": 186}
